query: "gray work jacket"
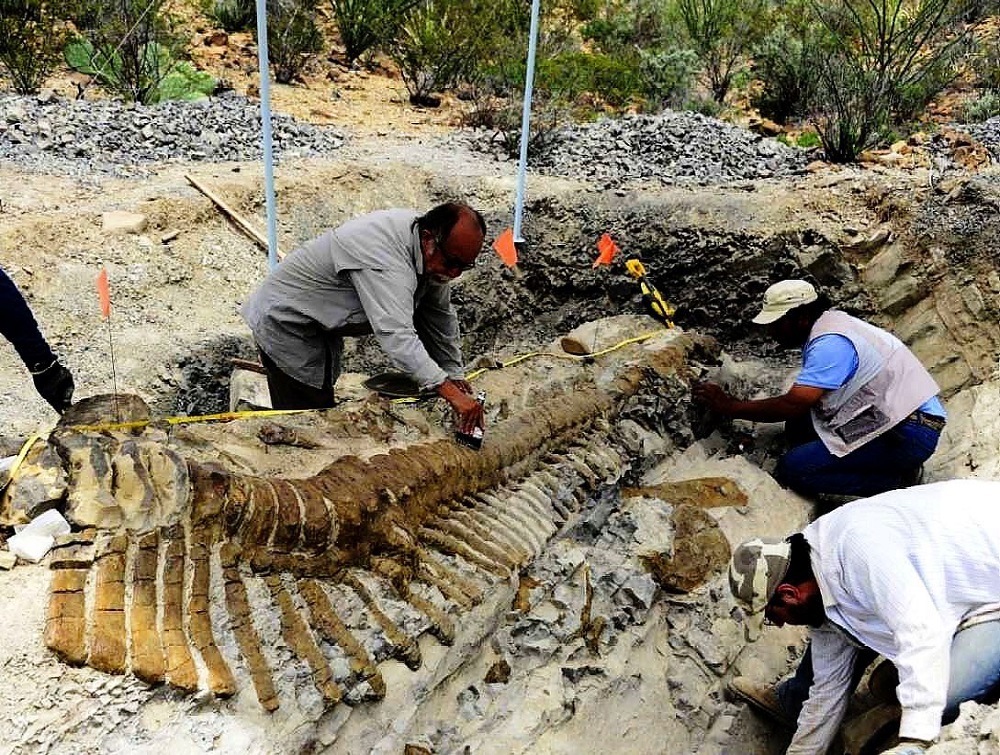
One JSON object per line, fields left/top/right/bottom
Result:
{"left": 241, "top": 208, "right": 465, "bottom": 390}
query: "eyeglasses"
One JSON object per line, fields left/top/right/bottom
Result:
{"left": 435, "top": 236, "right": 476, "bottom": 273}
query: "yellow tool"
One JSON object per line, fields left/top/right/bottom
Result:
{"left": 625, "top": 258, "right": 676, "bottom": 328}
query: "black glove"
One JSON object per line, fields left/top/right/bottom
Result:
{"left": 31, "top": 360, "right": 74, "bottom": 414}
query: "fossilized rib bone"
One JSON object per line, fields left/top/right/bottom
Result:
{"left": 40, "top": 331, "right": 697, "bottom": 710}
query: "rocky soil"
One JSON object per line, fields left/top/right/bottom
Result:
{"left": 1, "top": 78, "right": 1000, "bottom": 755}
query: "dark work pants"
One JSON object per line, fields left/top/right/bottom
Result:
{"left": 774, "top": 415, "right": 941, "bottom": 498}
{"left": 258, "top": 347, "right": 337, "bottom": 410}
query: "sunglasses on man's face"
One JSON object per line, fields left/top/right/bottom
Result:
{"left": 435, "top": 236, "right": 476, "bottom": 272}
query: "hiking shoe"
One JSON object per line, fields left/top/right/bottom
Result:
{"left": 727, "top": 677, "right": 797, "bottom": 729}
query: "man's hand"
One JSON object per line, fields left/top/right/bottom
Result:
{"left": 879, "top": 740, "right": 932, "bottom": 754}
{"left": 450, "top": 378, "right": 473, "bottom": 395}
{"left": 31, "top": 360, "right": 74, "bottom": 414}
{"left": 437, "top": 378, "right": 484, "bottom": 434}
{"left": 692, "top": 381, "right": 735, "bottom": 415}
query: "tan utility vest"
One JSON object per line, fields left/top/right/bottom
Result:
{"left": 808, "top": 310, "right": 940, "bottom": 457}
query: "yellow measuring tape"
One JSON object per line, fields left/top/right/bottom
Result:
{"left": 15, "top": 331, "right": 668, "bottom": 435}
{"left": 390, "top": 330, "right": 665, "bottom": 404}
{"left": 625, "top": 259, "right": 676, "bottom": 328}
{"left": 2, "top": 432, "right": 42, "bottom": 490}
{"left": 68, "top": 407, "right": 314, "bottom": 434}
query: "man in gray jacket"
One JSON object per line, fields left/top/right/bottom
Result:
{"left": 242, "top": 202, "right": 486, "bottom": 433}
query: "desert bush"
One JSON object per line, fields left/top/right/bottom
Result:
{"left": 751, "top": 6, "right": 824, "bottom": 124}
{"left": 0, "top": 0, "right": 68, "bottom": 93}
{"left": 538, "top": 50, "right": 643, "bottom": 109}
{"left": 390, "top": 0, "right": 502, "bottom": 106}
{"left": 65, "top": 0, "right": 186, "bottom": 104}
{"left": 156, "top": 60, "right": 218, "bottom": 100}
{"left": 970, "top": 33, "right": 1000, "bottom": 92}
{"left": 670, "top": 0, "right": 769, "bottom": 103}
{"left": 205, "top": 0, "right": 255, "bottom": 32}
{"left": 256, "top": 0, "right": 322, "bottom": 84}
{"left": 637, "top": 47, "right": 700, "bottom": 110}
{"left": 463, "top": 5, "right": 578, "bottom": 159}
{"left": 685, "top": 94, "right": 722, "bottom": 116}
{"left": 964, "top": 90, "right": 1000, "bottom": 122}
{"left": 807, "top": 0, "right": 969, "bottom": 163}
{"left": 331, "top": 0, "right": 417, "bottom": 66}
{"left": 65, "top": 38, "right": 216, "bottom": 102}
{"left": 962, "top": 0, "right": 1000, "bottom": 21}
{"left": 795, "top": 130, "right": 821, "bottom": 148}
{"left": 581, "top": 0, "right": 669, "bottom": 55}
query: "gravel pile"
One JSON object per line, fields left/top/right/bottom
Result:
{"left": 0, "top": 90, "right": 345, "bottom": 175}
{"left": 961, "top": 116, "right": 1000, "bottom": 160}
{"left": 468, "top": 110, "right": 813, "bottom": 186}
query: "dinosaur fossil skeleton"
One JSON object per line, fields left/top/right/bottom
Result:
{"left": 26, "top": 331, "right": 700, "bottom": 711}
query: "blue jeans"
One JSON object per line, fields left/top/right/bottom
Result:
{"left": 774, "top": 417, "right": 941, "bottom": 498}
{"left": 776, "top": 620, "right": 1000, "bottom": 723}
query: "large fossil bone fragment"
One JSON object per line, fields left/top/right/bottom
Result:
{"left": 35, "top": 330, "right": 701, "bottom": 710}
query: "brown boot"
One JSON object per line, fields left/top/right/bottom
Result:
{"left": 727, "top": 676, "right": 797, "bottom": 729}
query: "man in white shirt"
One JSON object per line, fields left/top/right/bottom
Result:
{"left": 728, "top": 479, "right": 1000, "bottom": 754}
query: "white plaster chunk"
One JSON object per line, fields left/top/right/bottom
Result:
{"left": 101, "top": 210, "right": 148, "bottom": 234}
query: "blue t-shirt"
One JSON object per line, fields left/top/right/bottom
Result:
{"left": 795, "top": 334, "right": 945, "bottom": 418}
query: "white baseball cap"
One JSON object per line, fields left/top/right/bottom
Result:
{"left": 751, "top": 280, "right": 818, "bottom": 325}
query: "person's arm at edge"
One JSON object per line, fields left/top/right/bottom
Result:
{"left": 414, "top": 280, "right": 465, "bottom": 378}
{"left": 786, "top": 625, "right": 857, "bottom": 755}
{"left": 349, "top": 269, "right": 482, "bottom": 432}
{"left": 692, "top": 382, "right": 826, "bottom": 422}
{"left": 0, "top": 267, "right": 57, "bottom": 370}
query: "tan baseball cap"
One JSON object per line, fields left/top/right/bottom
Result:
{"left": 729, "top": 537, "right": 792, "bottom": 640}
{"left": 751, "top": 280, "right": 818, "bottom": 325}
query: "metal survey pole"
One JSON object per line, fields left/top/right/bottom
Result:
{"left": 513, "top": 0, "right": 541, "bottom": 244}
{"left": 254, "top": 0, "right": 280, "bottom": 269}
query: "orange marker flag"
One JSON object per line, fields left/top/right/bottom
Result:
{"left": 96, "top": 268, "right": 111, "bottom": 319}
{"left": 492, "top": 227, "right": 518, "bottom": 267}
{"left": 593, "top": 233, "right": 619, "bottom": 267}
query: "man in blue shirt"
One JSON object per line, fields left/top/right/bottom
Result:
{"left": 0, "top": 267, "right": 74, "bottom": 414}
{"left": 693, "top": 280, "right": 945, "bottom": 498}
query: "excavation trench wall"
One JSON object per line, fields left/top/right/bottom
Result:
{"left": 164, "top": 167, "right": 1000, "bottom": 419}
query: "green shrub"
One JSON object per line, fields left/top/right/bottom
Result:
{"left": 64, "top": 0, "right": 185, "bottom": 104}
{"left": 637, "top": 46, "right": 699, "bottom": 110}
{"left": 581, "top": 0, "right": 667, "bottom": 55}
{"left": 807, "top": 0, "right": 969, "bottom": 163}
{"left": 258, "top": 0, "right": 322, "bottom": 84}
{"left": 0, "top": 0, "right": 68, "bottom": 93}
{"left": 156, "top": 60, "right": 217, "bottom": 101}
{"left": 795, "top": 131, "right": 821, "bottom": 148}
{"left": 963, "top": 90, "right": 1000, "bottom": 123}
{"left": 670, "top": 0, "right": 769, "bottom": 103}
{"left": 536, "top": 50, "right": 643, "bottom": 109}
{"left": 205, "top": 0, "right": 255, "bottom": 32}
{"left": 66, "top": 38, "right": 216, "bottom": 102}
{"left": 685, "top": 95, "right": 721, "bottom": 117}
{"left": 389, "top": 0, "right": 494, "bottom": 106}
{"left": 751, "top": 14, "right": 822, "bottom": 124}
{"left": 331, "top": 0, "right": 416, "bottom": 66}
{"left": 970, "top": 34, "right": 1000, "bottom": 92}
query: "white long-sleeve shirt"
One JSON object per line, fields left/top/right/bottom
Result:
{"left": 787, "top": 479, "right": 1000, "bottom": 754}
